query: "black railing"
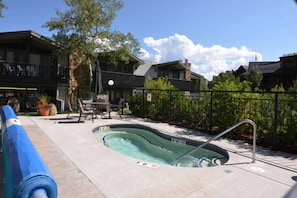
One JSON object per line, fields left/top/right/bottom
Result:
{"left": 151, "top": 77, "right": 191, "bottom": 91}
{"left": 101, "top": 71, "right": 145, "bottom": 88}
{"left": 168, "top": 78, "right": 191, "bottom": 91}
{"left": 0, "top": 61, "right": 69, "bottom": 82}
{"left": 129, "top": 89, "right": 297, "bottom": 153}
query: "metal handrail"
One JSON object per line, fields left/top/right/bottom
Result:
{"left": 171, "top": 119, "right": 257, "bottom": 165}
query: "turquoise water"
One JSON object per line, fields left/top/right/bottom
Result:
{"left": 95, "top": 126, "right": 228, "bottom": 168}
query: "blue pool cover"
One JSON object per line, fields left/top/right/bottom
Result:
{"left": 0, "top": 105, "right": 57, "bottom": 198}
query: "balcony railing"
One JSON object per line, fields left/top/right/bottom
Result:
{"left": 101, "top": 71, "right": 145, "bottom": 88}
{"left": 152, "top": 78, "right": 191, "bottom": 91}
{"left": 0, "top": 61, "right": 69, "bottom": 83}
{"left": 168, "top": 79, "right": 191, "bottom": 91}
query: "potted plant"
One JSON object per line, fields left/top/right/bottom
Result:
{"left": 37, "top": 95, "right": 51, "bottom": 116}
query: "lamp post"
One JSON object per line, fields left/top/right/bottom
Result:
{"left": 107, "top": 79, "right": 114, "bottom": 119}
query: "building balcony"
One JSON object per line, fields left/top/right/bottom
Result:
{"left": 101, "top": 71, "right": 145, "bottom": 88}
{"left": 152, "top": 77, "right": 191, "bottom": 91}
{"left": 0, "top": 61, "right": 69, "bottom": 84}
{"left": 168, "top": 78, "right": 191, "bottom": 91}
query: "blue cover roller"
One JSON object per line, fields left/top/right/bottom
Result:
{"left": 0, "top": 105, "right": 57, "bottom": 198}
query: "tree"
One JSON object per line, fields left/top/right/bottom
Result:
{"left": 44, "top": 0, "right": 140, "bottom": 60}
{"left": 143, "top": 77, "right": 177, "bottom": 119}
{"left": 0, "top": 0, "right": 6, "bottom": 18}
{"left": 246, "top": 65, "right": 263, "bottom": 90}
{"left": 208, "top": 71, "right": 237, "bottom": 89}
{"left": 145, "top": 76, "right": 176, "bottom": 90}
{"left": 43, "top": 0, "right": 140, "bottom": 108}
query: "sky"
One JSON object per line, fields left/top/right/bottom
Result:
{"left": 1, "top": 0, "right": 297, "bottom": 80}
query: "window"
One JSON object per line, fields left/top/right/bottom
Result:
{"left": 7, "top": 51, "right": 14, "bottom": 62}
{"left": 158, "top": 69, "right": 168, "bottom": 78}
{"left": 30, "top": 54, "right": 40, "bottom": 65}
{"left": 172, "top": 70, "right": 180, "bottom": 79}
{"left": 16, "top": 52, "right": 26, "bottom": 63}
{"left": 0, "top": 50, "right": 5, "bottom": 60}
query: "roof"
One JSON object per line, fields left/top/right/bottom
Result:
{"left": 236, "top": 61, "right": 281, "bottom": 76}
{"left": 257, "top": 61, "right": 281, "bottom": 74}
{"left": 280, "top": 52, "right": 297, "bottom": 58}
{"left": 249, "top": 61, "right": 277, "bottom": 67}
{"left": 152, "top": 60, "right": 187, "bottom": 70}
{"left": 0, "top": 30, "right": 55, "bottom": 52}
{"left": 191, "top": 71, "right": 204, "bottom": 79}
{"left": 128, "top": 54, "right": 145, "bottom": 65}
{"left": 134, "top": 60, "right": 156, "bottom": 76}
{"left": 0, "top": 30, "right": 53, "bottom": 43}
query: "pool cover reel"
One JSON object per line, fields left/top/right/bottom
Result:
{"left": 0, "top": 105, "right": 57, "bottom": 198}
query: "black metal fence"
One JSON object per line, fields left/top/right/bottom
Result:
{"left": 129, "top": 89, "right": 297, "bottom": 153}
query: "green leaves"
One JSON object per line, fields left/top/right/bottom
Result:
{"left": 212, "top": 80, "right": 251, "bottom": 92}
{"left": 209, "top": 71, "right": 236, "bottom": 89}
{"left": 145, "top": 76, "right": 176, "bottom": 90}
{"left": 43, "top": 0, "right": 139, "bottom": 60}
{"left": 0, "top": 0, "right": 6, "bottom": 18}
{"left": 246, "top": 65, "right": 263, "bottom": 90}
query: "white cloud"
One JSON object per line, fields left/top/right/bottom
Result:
{"left": 140, "top": 34, "right": 262, "bottom": 80}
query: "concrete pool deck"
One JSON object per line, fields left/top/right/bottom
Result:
{"left": 9, "top": 113, "right": 297, "bottom": 197}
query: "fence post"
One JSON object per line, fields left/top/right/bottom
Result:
{"left": 209, "top": 91, "right": 213, "bottom": 131}
{"left": 273, "top": 92, "right": 278, "bottom": 149}
{"left": 169, "top": 90, "right": 172, "bottom": 122}
{"left": 142, "top": 89, "right": 145, "bottom": 116}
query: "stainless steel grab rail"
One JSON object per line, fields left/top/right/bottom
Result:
{"left": 171, "top": 119, "right": 257, "bottom": 165}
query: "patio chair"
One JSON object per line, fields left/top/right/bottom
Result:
{"left": 109, "top": 98, "right": 125, "bottom": 118}
{"left": 25, "top": 101, "right": 37, "bottom": 112}
{"left": 66, "top": 98, "right": 74, "bottom": 119}
{"left": 117, "top": 98, "right": 125, "bottom": 117}
{"left": 77, "top": 98, "right": 95, "bottom": 123}
{"left": 96, "top": 94, "right": 110, "bottom": 117}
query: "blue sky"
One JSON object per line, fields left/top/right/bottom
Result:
{"left": 1, "top": 0, "right": 297, "bottom": 80}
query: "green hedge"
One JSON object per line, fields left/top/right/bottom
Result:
{"left": 129, "top": 89, "right": 297, "bottom": 154}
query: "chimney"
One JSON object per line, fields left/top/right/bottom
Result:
{"left": 184, "top": 59, "right": 191, "bottom": 81}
